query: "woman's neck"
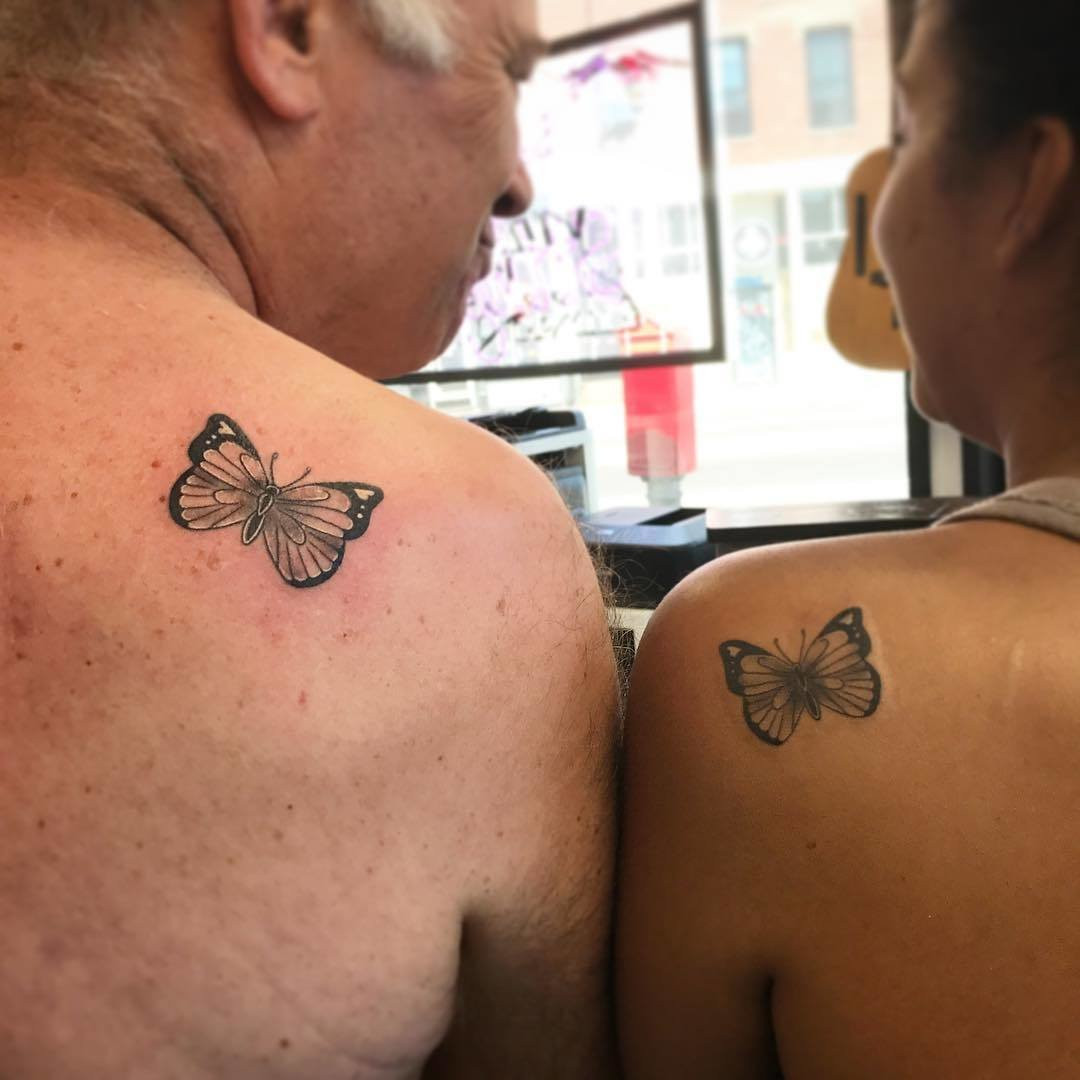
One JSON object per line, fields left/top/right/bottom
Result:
{"left": 1000, "top": 373, "right": 1080, "bottom": 487}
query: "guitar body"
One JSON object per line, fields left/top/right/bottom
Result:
{"left": 827, "top": 147, "right": 911, "bottom": 371}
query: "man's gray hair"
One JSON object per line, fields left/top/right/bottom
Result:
{"left": 365, "top": 0, "right": 456, "bottom": 69}
{"left": 0, "top": 0, "right": 456, "bottom": 84}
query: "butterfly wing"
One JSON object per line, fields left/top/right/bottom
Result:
{"left": 169, "top": 414, "right": 267, "bottom": 532}
{"left": 720, "top": 640, "right": 808, "bottom": 746}
{"left": 263, "top": 482, "right": 385, "bottom": 589}
{"left": 800, "top": 607, "right": 882, "bottom": 720}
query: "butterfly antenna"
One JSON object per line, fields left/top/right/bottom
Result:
{"left": 798, "top": 628, "right": 808, "bottom": 666}
{"left": 268, "top": 452, "right": 279, "bottom": 486}
{"left": 281, "top": 467, "right": 313, "bottom": 491}
{"left": 773, "top": 638, "right": 796, "bottom": 666}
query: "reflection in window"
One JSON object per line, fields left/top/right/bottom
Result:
{"left": 801, "top": 187, "right": 847, "bottom": 264}
{"left": 717, "top": 37, "right": 752, "bottom": 136}
{"left": 806, "top": 26, "right": 855, "bottom": 128}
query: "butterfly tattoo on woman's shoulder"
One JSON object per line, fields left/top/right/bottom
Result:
{"left": 720, "top": 608, "right": 881, "bottom": 746}
{"left": 169, "top": 414, "right": 384, "bottom": 589}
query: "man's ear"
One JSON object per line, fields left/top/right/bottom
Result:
{"left": 226, "top": 0, "right": 323, "bottom": 121}
{"left": 997, "top": 117, "right": 1078, "bottom": 269}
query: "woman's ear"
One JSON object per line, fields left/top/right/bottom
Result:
{"left": 997, "top": 117, "right": 1078, "bottom": 269}
{"left": 225, "top": 0, "right": 323, "bottom": 121}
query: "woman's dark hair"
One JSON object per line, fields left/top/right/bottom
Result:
{"left": 941, "top": 0, "right": 1080, "bottom": 152}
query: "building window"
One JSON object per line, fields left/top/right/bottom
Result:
{"left": 806, "top": 26, "right": 855, "bottom": 128}
{"left": 659, "top": 203, "right": 704, "bottom": 277}
{"left": 801, "top": 187, "right": 847, "bottom": 264}
{"left": 717, "top": 37, "right": 752, "bottom": 136}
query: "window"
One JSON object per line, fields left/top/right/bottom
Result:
{"left": 659, "top": 204, "right": 704, "bottom": 277}
{"left": 717, "top": 37, "right": 752, "bottom": 136}
{"left": 403, "top": 1, "right": 909, "bottom": 516}
{"left": 806, "top": 26, "right": 855, "bottom": 128}
{"left": 801, "top": 187, "right": 847, "bottom": 264}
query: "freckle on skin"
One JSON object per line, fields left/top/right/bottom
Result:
{"left": 158, "top": 495, "right": 166, "bottom": 504}
{"left": 279, "top": 1038, "right": 291, "bottom": 1050}
{"left": 12, "top": 341, "right": 24, "bottom": 351}
{"left": 22, "top": 493, "right": 32, "bottom": 506}
{"left": 150, "top": 460, "right": 161, "bottom": 469}
{"left": 54, "top": 558, "right": 63, "bottom": 568}
{"left": 34, "top": 565, "right": 42, "bottom": 572}
{"left": 37, "top": 820, "right": 46, "bottom": 830}
{"left": 298, "top": 691, "right": 307, "bottom": 707}
{"left": 69, "top": 492, "right": 78, "bottom": 500}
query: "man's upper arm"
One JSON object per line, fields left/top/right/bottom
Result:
{"left": 423, "top": 454, "right": 620, "bottom": 1079}
{"left": 615, "top": 564, "right": 797, "bottom": 1080}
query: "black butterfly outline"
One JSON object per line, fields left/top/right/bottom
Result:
{"left": 720, "top": 608, "right": 882, "bottom": 746}
{"left": 169, "top": 414, "right": 384, "bottom": 589}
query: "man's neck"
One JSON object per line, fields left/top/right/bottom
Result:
{"left": 0, "top": 167, "right": 260, "bottom": 317}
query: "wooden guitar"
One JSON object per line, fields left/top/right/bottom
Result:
{"left": 826, "top": 147, "right": 911, "bottom": 371}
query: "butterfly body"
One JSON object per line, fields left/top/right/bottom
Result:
{"left": 170, "top": 415, "right": 384, "bottom": 589}
{"left": 720, "top": 608, "right": 881, "bottom": 746}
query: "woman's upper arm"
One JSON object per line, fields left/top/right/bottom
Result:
{"left": 616, "top": 578, "right": 786, "bottom": 1080}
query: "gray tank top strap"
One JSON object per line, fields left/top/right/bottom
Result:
{"left": 935, "top": 477, "right": 1080, "bottom": 540}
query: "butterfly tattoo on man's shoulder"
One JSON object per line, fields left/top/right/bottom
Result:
{"left": 169, "top": 414, "right": 384, "bottom": 589}
{"left": 720, "top": 608, "right": 881, "bottom": 746}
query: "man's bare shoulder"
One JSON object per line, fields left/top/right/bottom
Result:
{"left": 255, "top": 332, "right": 604, "bottom": 676}
{"left": 162, "top": 319, "right": 611, "bottom": 754}
{"left": 2, "top": 302, "right": 618, "bottom": 1077}
{"left": 6, "top": 294, "right": 605, "bottom": 722}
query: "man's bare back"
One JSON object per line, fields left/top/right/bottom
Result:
{"left": 617, "top": 522, "right": 1080, "bottom": 1078}
{"left": 0, "top": 183, "right": 617, "bottom": 1076}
